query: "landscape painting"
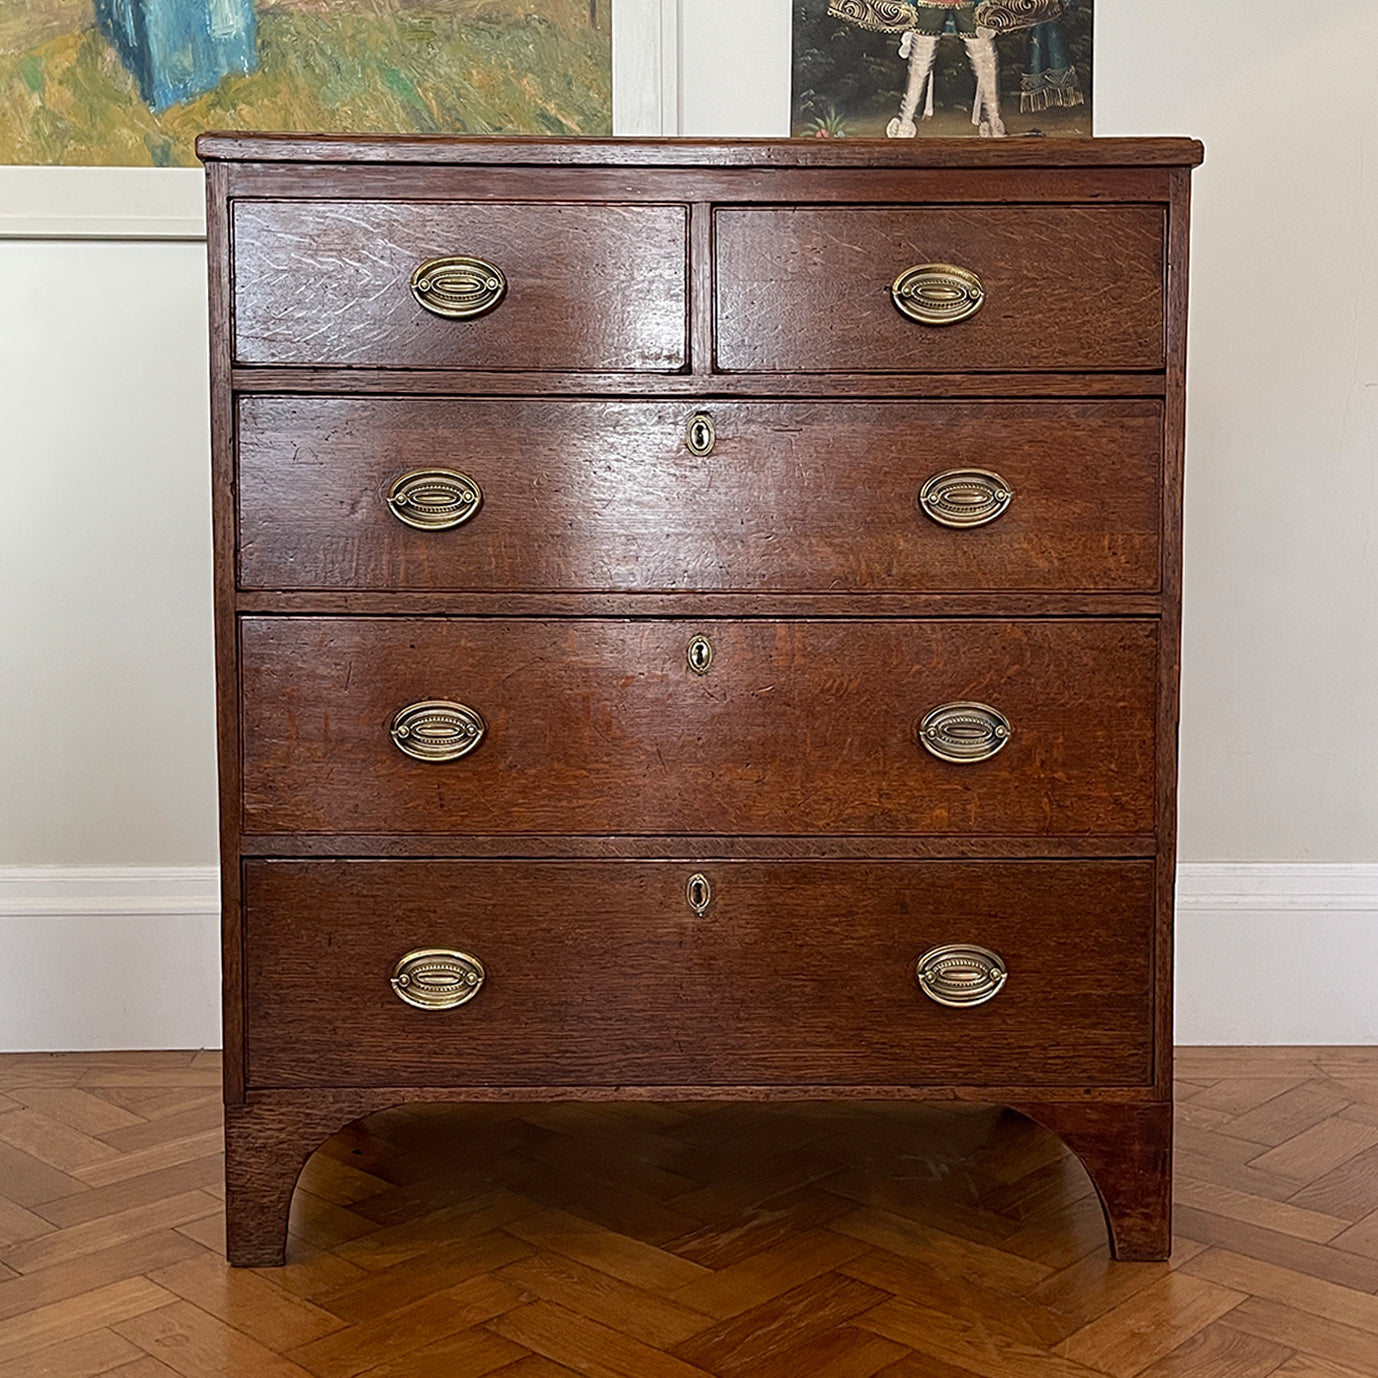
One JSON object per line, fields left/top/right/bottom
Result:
{"left": 793, "top": 0, "right": 1092, "bottom": 140}
{"left": 0, "top": 0, "right": 611, "bottom": 166}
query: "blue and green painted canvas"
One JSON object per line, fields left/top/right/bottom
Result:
{"left": 1, "top": 0, "right": 611, "bottom": 166}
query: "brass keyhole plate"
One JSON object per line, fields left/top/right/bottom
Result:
{"left": 686, "top": 873, "right": 712, "bottom": 916}
{"left": 687, "top": 635, "right": 714, "bottom": 675}
{"left": 686, "top": 413, "right": 716, "bottom": 457}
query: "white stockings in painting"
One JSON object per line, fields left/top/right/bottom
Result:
{"left": 886, "top": 29, "right": 1007, "bottom": 138}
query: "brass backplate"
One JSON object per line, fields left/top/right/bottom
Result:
{"left": 919, "top": 468, "right": 1013, "bottom": 528}
{"left": 918, "top": 701, "right": 1012, "bottom": 764}
{"left": 411, "top": 256, "right": 507, "bottom": 320}
{"left": 390, "top": 701, "right": 486, "bottom": 762}
{"left": 915, "top": 943, "right": 1007, "bottom": 1008}
{"left": 891, "top": 263, "right": 985, "bottom": 327}
{"left": 390, "top": 949, "right": 486, "bottom": 1010}
{"left": 387, "top": 469, "right": 482, "bottom": 531}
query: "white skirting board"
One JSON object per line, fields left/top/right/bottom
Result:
{"left": 1174, "top": 864, "right": 1378, "bottom": 1045}
{"left": 0, "top": 867, "right": 221, "bottom": 1052}
{"left": 0, "top": 864, "right": 1374, "bottom": 1051}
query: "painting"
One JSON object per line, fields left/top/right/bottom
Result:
{"left": 0, "top": 0, "right": 611, "bottom": 166}
{"left": 793, "top": 0, "right": 1091, "bottom": 140}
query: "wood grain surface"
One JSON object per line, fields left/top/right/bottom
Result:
{"left": 1015, "top": 1102, "right": 1173, "bottom": 1262}
{"left": 237, "top": 398, "right": 1164, "bottom": 595}
{"left": 232, "top": 200, "right": 688, "bottom": 370}
{"left": 235, "top": 591, "right": 1168, "bottom": 618}
{"left": 238, "top": 617, "right": 1159, "bottom": 837}
{"left": 715, "top": 206, "right": 1166, "bottom": 373}
{"left": 231, "top": 366, "right": 1172, "bottom": 398}
{"left": 214, "top": 160, "right": 1181, "bottom": 210}
{"left": 206, "top": 136, "right": 1201, "bottom": 1271}
{"left": 241, "top": 858, "right": 1155, "bottom": 1090}
{"left": 197, "top": 132, "right": 1206, "bottom": 167}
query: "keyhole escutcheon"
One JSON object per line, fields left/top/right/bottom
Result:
{"left": 687, "top": 635, "right": 714, "bottom": 675}
{"left": 686, "top": 873, "right": 712, "bottom": 916}
{"left": 686, "top": 413, "right": 715, "bottom": 457}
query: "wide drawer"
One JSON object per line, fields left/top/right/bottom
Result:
{"left": 237, "top": 398, "right": 1163, "bottom": 594}
{"left": 715, "top": 206, "right": 1165, "bottom": 373}
{"left": 231, "top": 200, "right": 688, "bottom": 371}
{"left": 240, "top": 617, "right": 1157, "bottom": 836}
{"left": 243, "top": 858, "right": 1155, "bottom": 1089}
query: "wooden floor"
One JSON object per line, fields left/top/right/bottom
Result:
{"left": 1, "top": 1052, "right": 1377, "bottom": 1377}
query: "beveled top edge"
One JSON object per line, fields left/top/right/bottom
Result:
{"left": 195, "top": 133, "right": 1204, "bottom": 169}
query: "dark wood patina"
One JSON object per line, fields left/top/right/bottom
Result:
{"left": 200, "top": 134, "right": 1203, "bottom": 1267}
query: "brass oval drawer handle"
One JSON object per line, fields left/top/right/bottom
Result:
{"left": 390, "top": 701, "right": 486, "bottom": 762}
{"left": 387, "top": 469, "right": 482, "bottom": 531}
{"left": 891, "top": 263, "right": 985, "bottom": 326}
{"left": 411, "top": 255, "right": 507, "bottom": 320}
{"left": 686, "top": 412, "right": 716, "bottom": 457}
{"left": 919, "top": 468, "right": 1013, "bottom": 528}
{"left": 916, "top": 944, "right": 1007, "bottom": 1008}
{"left": 918, "top": 701, "right": 1012, "bottom": 764}
{"left": 391, "top": 948, "right": 485, "bottom": 1010}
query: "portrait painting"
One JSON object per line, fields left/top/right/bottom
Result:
{"left": 793, "top": 0, "right": 1092, "bottom": 140}
{"left": 0, "top": 0, "right": 611, "bottom": 166}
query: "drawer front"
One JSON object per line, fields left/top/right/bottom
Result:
{"left": 715, "top": 206, "right": 1165, "bottom": 373}
{"left": 238, "top": 398, "right": 1163, "bottom": 594}
{"left": 232, "top": 200, "right": 688, "bottom": 371}
{"left": 240, "top": 617, "right": 1156, "bottom": 836}
{"left": 243, "top": 859, "right": 1155, "bottom": 1089}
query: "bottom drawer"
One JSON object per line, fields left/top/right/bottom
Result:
{"left": 242, "top": 859, "right": 1155, "bottom": 1089}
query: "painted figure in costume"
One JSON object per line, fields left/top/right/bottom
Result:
{"left": 1017, "top": 12, "right": 1084, "bottom": 114}
{"left": 826, "top": 0, "right": 1084, "bottom": 138}
{"left": 890, "top": 3, "right": 1004, "bottom": 138}
{"left": 826, "top": 0, "right": 1004, "bottom": 137}
{"left": 969, "top": 0, "right": 1088, "bottom": 114}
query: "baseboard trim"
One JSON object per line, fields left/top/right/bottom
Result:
{"left": 1176, "top": 862, "right": 1378, "bottom": 911}
{"left": 0, "top": 866, "right": 220, "bottom": 1052}
{"left": 0, "top": 863, "right": 1373, "bottom": 1050}
{"left": 0, "top": 866, "right": 219, "bottom": 917}
{"left": 1175, "top": 863, "right": 1378, "bottom": 1044}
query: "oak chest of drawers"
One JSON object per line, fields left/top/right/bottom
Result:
{"left": 199, "top": 134, "right": 1203, "bottom": 1267}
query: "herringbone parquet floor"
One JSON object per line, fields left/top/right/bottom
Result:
{"left": 1, "top": 1051, "right": 1377, "bottom": 1377}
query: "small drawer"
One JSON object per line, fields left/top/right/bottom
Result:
{"left": 240, "top": 616, "right": 1157, "bottom": 837}
{"left": 231, "top": 200, "right": 688, "bottom": 371}
{"left": 243, "top": 858, "right": 1155, "bottom": 1090}
{"left": 237, "top": 397, "right": 1163, "bottom": 595}
{"left": 715, "top": 206, "right": 1165, "bottom": 373}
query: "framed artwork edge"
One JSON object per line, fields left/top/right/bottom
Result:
{"left": 0, "top": 0, "right": 680, "bottom": 241}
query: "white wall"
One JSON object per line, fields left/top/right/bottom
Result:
{"left": 1097, "top": 1, "right": 1378, "bottom": 863}
{"left": 2, "top": 0, "right": 1377, "bottom": 1044}
{"left": 0, "top": 239, "right": 217, "bottom": 864}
